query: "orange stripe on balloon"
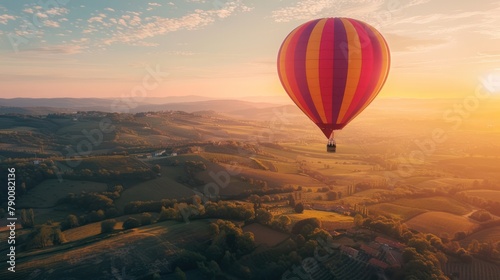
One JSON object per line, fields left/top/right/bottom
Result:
{"left": 336, "top": 18, "right": 362, "bottom": 124}
{"left": 305, "top": 19, "right": 328, "bottom": 123}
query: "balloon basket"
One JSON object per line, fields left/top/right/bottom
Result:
{"left": 326, "top": 144, "right": 336, "bottom": 153}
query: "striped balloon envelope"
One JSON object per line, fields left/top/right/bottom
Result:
{"left": 277, "top": 17, "right": 390, "bottom": 139}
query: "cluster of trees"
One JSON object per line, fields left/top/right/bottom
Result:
{"left": 469, "top": 209, "right": 492, "bottom": 222}
{"left": 254, "top": 208, "right": 291, "bottom": 232}
{"left": 60, "top": 207, "right": 120, "bottom": 231}
{"left": 20, "top": 209, "right": 35, "bottom": 228}
{"left": 465, "top": 239, "right": 500, "bottom": 261}
{"left": 168, "top": 220, "right": 255, "bottom": 279}
{"left": 455, "top": 191, "right": 500, "bottom": 215}
{"left": 24, "top": 224, "right": 66, "bottom": 250}
{"left": 360, "top": 216, "right": 449, "bottom": 279}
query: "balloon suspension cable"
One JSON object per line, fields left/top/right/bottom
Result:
{"left": 328, "top": 132, "right": 336, "bottom": 146}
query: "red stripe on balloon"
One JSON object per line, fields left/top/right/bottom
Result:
{"left": 330, "top": 18, "right": 348, "bottom": 125}
{"left": 341, "top": 19, "right": 374, "bottom": 123}
{"left": 344, "top": 21, "right": 384, "bottom": 123}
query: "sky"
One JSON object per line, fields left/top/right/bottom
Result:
{"left": 0, "top": 0, "right": 500, "bottom": 100}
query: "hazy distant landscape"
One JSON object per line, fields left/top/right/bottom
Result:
{"left": 1, "top": 97, "right": 499, "bottom": 279}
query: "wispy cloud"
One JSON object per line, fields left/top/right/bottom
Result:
{"left": 95, "top": 1, "right": 252, "bottom": 47}
{"left": 0, "top": 14, "right": 16, "bottom": 24}
{"left": 271, "top": 0, "right": 335, "bottom": 23}
{"left": 44, "top": 20, "right": 60, "bottom": 28}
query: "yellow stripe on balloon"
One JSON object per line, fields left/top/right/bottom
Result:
{"left": 336, "top": 18, "right": 362, "bottom": 123}
{"left": 305, "top": 19, "right": 328, "bottom": 123}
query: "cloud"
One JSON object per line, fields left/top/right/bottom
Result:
{"left": 0, "top": 14, "right": 16, "bottom": 24}
{"left": 17, "top": 45, "right": 85, "bottom": 55}
{"left": 384, "top": 33, "right": 450, "bottom": 53}
{"left": 88, "top": 16, "right": 105, "bottom": 23}
{"left": 96, "top": 1, "right": 252, "bottom": 47}
{"left": 271, "top": 0, "right": 334, "bottom": 23}
{"left": 148, "top": 3, "right": 162, "bottom": 7}
{"left": 46, "top": 7, "right": 69, "bottom": 16}
{"left": 44, "top": 20, "right": 60, "bottom": 28}
{"left": 270, "top": 0, "right": 391, "bottom": 23}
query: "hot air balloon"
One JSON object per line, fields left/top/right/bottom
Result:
{"left": 277, "top": 18, "right": 390, "bottom": 152}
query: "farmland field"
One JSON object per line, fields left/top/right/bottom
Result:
{"left": 115, "top": 175, "right": 194, "bottom": 210}
{"left": 461, "top": 190, "right": 500, "bottom": 203}
{"left": 391, "top": 196, "right": 472, "bottom": 215}
{"left": 1, "top": 220, "right": 211, "bottom": 280}
{"left": 405, "top": 211, "right": 479, "bottom": 236}
{"left": 64, "top": 213, "right": 162, "bottom": 242}
{"left": 444, "top": 257, "right": 500, "bottom": 280}
{"left": 287, "top": 210, "right": 353, "bottom": 227}
{"left": 18, "top": 179, "right": 108, "bottom": 208}
{"left": 459, "top": 226, "right": 500, "bottom": 247}
{"left": 367, "top": 203, "right": 426, "bottom": 221}
{"left": 243, "top": 223, "right": 289, "bottom": 247}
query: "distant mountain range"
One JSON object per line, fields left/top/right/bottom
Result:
{"left": 0, "top": 96, "right": 299, "bottom": 119}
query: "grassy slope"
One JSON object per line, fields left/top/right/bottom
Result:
{"left": 18, "top": 179, "right": 108, "bottom": 208}
{"left": 405, "top": 211, "right": 479, "bottom": 236}
{"left": 391, "top": 196, "right": 472, "bottom": 215}
{"left": 462, "top": 190, "right": 500, "bottom": 203}
{"left": 1, "top": 220, "right": 211, "bottom": 280}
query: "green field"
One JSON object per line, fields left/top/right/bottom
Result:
{"left": 60, "top": 155, "right": 148, "bottom": 173}
{"left": 18, "top": 179, "right": 108, "bottom": 208}
{"left": 405, "top": 211, "right": 479, "bottom": 236}
{"left": 391, "top": 196, "right": 472, "bottom": 215}
{"left": 115, "top": 175, "right": 194, "bottom": 210}
{"left": 462, "top": 190, "right": 500, "bottom": 203}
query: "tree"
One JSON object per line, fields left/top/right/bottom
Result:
{"left": 66, "top": 214, "right": 79, "bottom": 228}
{"left": 52, "top": 228, "right": 66, "bottom": 245}
{"left": 291, "top": 218, "right": 321, "bottom": 235}
{"left": 294, "top": 202, "right": 304, "bottom": 213}
{"left": 152, "top": 164, "right": 161, "bottom": 174}
{"left": 101, "top": 219, "right": 117, "bottom": 233}
{"left": 174, "top": 267, "right": 187, "bottom": 280}
{"left": 256, "top": 208, "right": 273, "bottom": 225}
{"left": 454, "top": 231, "right": 467, "bottom": 240}
{"left": 21, "top": 208, "right": 35, "bottom": 228}
{"left": 140, "top": 213, "right": 153, "bottom": 225}
{"left": 354, "top": 214, "right": 364, "bottom": 228}
{"left": 122, "top": 217, "right": 141, "bottom": 230}
{"left": 159, "top": 206, "right": 179, "bottom": 221}
{"left": 326, "top": 191, "right": 338, "bottom": 201}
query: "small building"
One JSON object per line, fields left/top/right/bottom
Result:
{"left": 360, "top": 244, "right": 380, "bottom": 258}
{"left": 340, "top": 245, "right": 359, "bottom": 258}
{"left": 375, "top": 237, "right": 405, "bottom": 250}
{"left": 368, "top": 258, "right": 389, "bottom": 270}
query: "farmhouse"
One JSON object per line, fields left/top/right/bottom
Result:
{"left": 368, "top": 258, "right": 389, "bottom": 270}
{"left": 375, "top": 237, "right": 406, "bottom": 250}
{"left": 340, "top": 245, "right": 359, "bottom": 258}
{"left": 360, "top": 244, "right": 380, "bottom": 258}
